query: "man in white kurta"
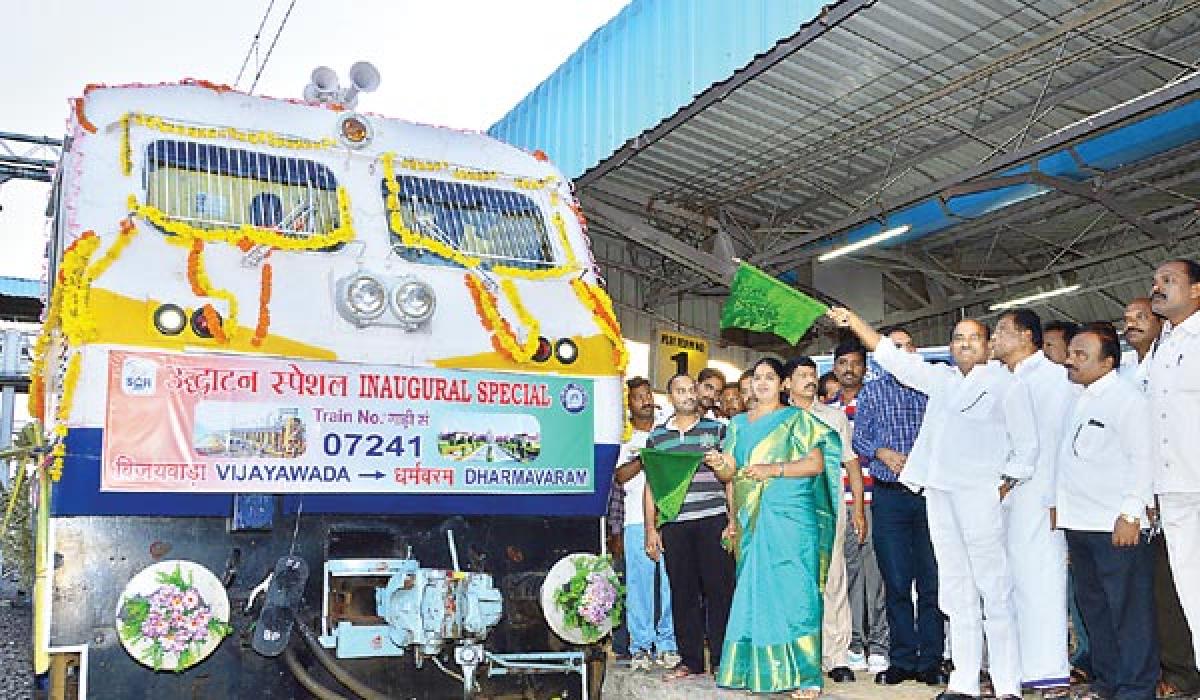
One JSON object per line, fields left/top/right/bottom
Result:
{"left": 830, "top": 307, "right": 1038, "bottom": 700}
{"left": 1148, "top": 259, "right": 1200, "bottom": 668}
{"left": 991, "top": 310, "right": 1076, "bottom": 693}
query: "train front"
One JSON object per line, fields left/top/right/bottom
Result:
{"left": 32, "top": 81, "right": 624, "bottom": 698}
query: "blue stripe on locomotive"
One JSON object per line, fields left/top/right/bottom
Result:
{"left": 51, "top": 428, "right": 619, "bottom": 517}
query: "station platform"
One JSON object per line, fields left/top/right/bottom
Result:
{"left": 601, "top": 664, "right": 943, "bottom": 700}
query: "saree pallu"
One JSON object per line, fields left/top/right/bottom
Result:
{"left": 716, "top": 406, "right": 842, "bottom": 692}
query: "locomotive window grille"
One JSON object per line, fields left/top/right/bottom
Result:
{"left": 384, "top": 176, "right": 556, "bottom": 270}
{"left": 142, "top": 139, "right": 341, "bottom": 241}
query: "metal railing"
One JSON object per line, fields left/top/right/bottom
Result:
{"left": 389, "top": 176, "right": 557, "bottom": 270}
{"left": 142, "top": 139, "right": 342, "bottom": 240}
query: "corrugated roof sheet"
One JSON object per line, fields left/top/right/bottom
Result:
{"left": 488, "top": 0, "right": 830, "bottom": 179}
{"left": 0, "top": 276, "right": 40, "bottom": 299}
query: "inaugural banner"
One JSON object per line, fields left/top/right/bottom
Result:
{"left": 102, "top": 350, "right": 595, "bottom": 494}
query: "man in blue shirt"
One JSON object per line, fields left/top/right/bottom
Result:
{"left": 852, "top": 327, "right": 945, "bottom": 687}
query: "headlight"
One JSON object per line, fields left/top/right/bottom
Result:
{"left": 390, "top": 277, "right": 436, "bottom": 327}
{"left": 344, "top": 275, "right": 387, "bottom": 320}
{"left": 554, "top": 338, "right": 579, "bottom": 364}
{"left": 153, "top": 304, "right": 187, "bottom": 335}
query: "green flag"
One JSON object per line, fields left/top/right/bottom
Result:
{"left": 640, "top": 447, "right": 704, "bottom": 527}
{"left": 720, "top": 262, "right": 829, "bottom": 345}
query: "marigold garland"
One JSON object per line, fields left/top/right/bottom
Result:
{"left": 463, "top": 275, "right": 540, "bottom": 364}
{"left": 120, "top": 113, "right": 132, "bottom": 176}
{"left": 570, "top": 278, "right": 628, "bottom": 372}
{"left": 73, "top": 98, "right": 97, "bottom": 134}
{"left": 183, "top": 238, "right": 238, "bottom": 344}
{"left": 251, "top": 263, "right": 274, "bottom": 347}
{"left": 621, "top": 381, "right": 633, "bottom": 442}
{"left": 201, "top": 304, "right": 228, "bottom": 344}
{"left": 129, "top": 113, "right": 336, "bottom": 150}
{"left": 49, "top": 353, "right": 82, "bottom": 481}
{"left": 128, "top": 187, "right": 355, "bottom": 252}
{"left": 28, "top": 222, "right": 138, "bottom": 480}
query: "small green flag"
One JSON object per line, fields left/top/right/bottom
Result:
{"left": 720, "top": 262, "right": 829, "bottom": 345}
{"left": 640, "top": 447, "right": 704, "bottom": 527}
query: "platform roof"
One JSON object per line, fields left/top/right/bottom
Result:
{"left": 497, "top": 0, "right": 1200, "bottom": 347}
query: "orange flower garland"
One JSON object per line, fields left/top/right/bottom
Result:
{"left": 570, "top": 278, "right": 628, "bottom": 372}
{"left": 251, "top": 263, "right": 274, "bottom": 347}
{"left": 186, "top": 240, "right": 206, "bottom": 295}
{"left": 463, "top": 275, "right": 540, "bottom": 364}
{"left": 184, "top": 238, "right": 238, "bottom": 344}
{"left": 202, "top": 304, "right": 227, "bottom": 344}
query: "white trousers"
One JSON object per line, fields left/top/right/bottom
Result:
{"left": 1003, "top": 485, "right": 1069, "bottom": 688}
{"left": 926, "top": 486, "right": 1021, "bottom": 697}
{"left": 1160, "top": 491, "right": 1200, "bottom": 669}
{"left": 822, "top": 505, "right": 852, "bottom": 669}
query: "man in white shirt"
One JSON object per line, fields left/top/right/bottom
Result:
{"left": 614, "top": 377, "right": 679, "bottom": 670}
{"left": 990, "top": 309, "right": 1075, "bottom": 695}
{"left": 1120, "top": 298, "right": 1160, "bottom": 392}
{"left": 829, "top": 307, "right": 1038, "bottom": 700}
{"left": 1058, "top": 324, "right": 1158, "bottom": 699}
{"left": 1122, "top": 295, "right": 1200, "bottom": 696}
{"left": 786, "top": 356, "right": 866, "bottom": 684}
{"left": 1148, "top": 258, "right": 1200, "bottom": 668}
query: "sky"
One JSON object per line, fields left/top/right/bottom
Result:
{"left": 0, "top": 0, "right": 631, "bottom": 280}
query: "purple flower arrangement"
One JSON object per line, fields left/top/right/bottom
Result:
{"left": 554, "top": 555, "right": 624, "bottom": 643}
{"left": 118, "top": 564, "right": 233, "bottom": 671}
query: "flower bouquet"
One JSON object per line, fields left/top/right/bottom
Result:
{"left": 116, "top": 561, "right": 233, "bottom": 671}
{"left": 547, "top": 554, "right": 624, "bottom": 644}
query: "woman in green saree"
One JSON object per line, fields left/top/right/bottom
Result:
{"left": 706, "top": 357, "right": 843, "bottom": 698}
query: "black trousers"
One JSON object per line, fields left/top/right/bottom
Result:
{"left": 1153, "top": 534, "right": 1200, "bottom": 693}
{"left": 1066, "top": 530, "right": 1158, "bottom": 700}
{"left": 872, "top": 483, "right": 944, "bottom": 673}
{"left": 660, "top": 514, "right": 735, "bottom": 673}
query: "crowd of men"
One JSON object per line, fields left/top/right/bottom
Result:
{"left": 605, "top": 258, "right": 1200, "bottom": 700}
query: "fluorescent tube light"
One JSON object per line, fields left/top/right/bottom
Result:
{"left": 817, "top": 224, "right": 912, "bottom": 262}
{"left": 989, "top": 284, "right": 1081, "bottom": 311}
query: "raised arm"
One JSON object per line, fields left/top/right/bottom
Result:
{"left": 828, "top": 307, "right": 949, "bottom": 396}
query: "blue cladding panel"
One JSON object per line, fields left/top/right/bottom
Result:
{"left": 488, "top": 0, "right": 829, "bottom": 179}
{"left": 0, "top": 276, "right": 41, "bottom": 299}
{"left": 816, "top": 96, "right": 1200, "bottom": 255}
{"left": 51, "top": 428, "right": 618, "bottom": 517}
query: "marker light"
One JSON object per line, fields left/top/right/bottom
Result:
{"left": 390, "top": 277, "right": 436, "bottom": 328}
{"left": 190, "top": 307, "right": 222, "bottom": 338}
{"left": 337, "top": 113, "right": 373, "bottom": 149}
{"left": 154, "top": 304, "right": 187, "bottom": 335}
{"left": 532, "top": 337, "right": 553, "bottom": 363}
{"left": 555, "top": 338, "right": 579, "bottom": 364}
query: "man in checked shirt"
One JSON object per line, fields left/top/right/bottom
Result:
{"left": 852, "top": 327, "right": 944, "bottom": 688}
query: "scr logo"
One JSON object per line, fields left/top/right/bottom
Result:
{"left": 121, "top": 358, "right": 158, "bottom": 396}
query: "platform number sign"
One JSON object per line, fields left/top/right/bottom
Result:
{"left": 653, "top": 329, "right": 710, "bottom": 391}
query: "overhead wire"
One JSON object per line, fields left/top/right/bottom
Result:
{"left": 249, "top": 0, "right": 300, "bottom": 95}
{"left": 234, "top": 0, "right": 278, "bottom": 89}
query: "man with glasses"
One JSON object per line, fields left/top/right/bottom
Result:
{"left": 991, "top": 309, "right": 1076, "bottom": 697}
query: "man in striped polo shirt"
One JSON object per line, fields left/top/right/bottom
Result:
{"left": 644, "top": 373, "right": 735, "bottom": 679}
